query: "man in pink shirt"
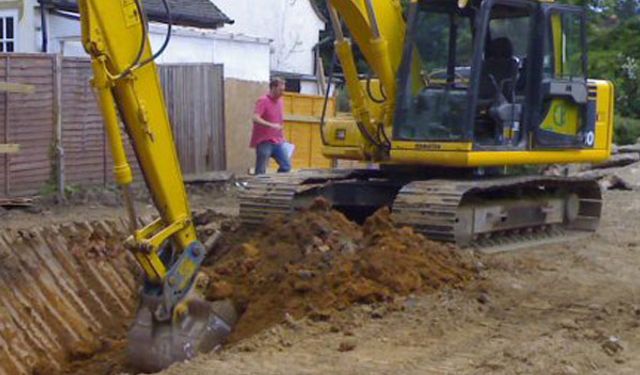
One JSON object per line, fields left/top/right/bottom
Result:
{"left": 250, "top": 77, "right": 292, "bottom": 174}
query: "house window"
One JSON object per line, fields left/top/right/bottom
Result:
{"left": 0, "top": 10, "right": 18, "bottom": 53}
{"left": 284, "top": 78, "right": 301, "bottom": 93}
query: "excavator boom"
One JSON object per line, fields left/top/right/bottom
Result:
{"left": 78, "top": 0, "right": 235, "bottom": 371}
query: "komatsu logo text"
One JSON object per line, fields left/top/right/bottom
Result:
{"left": 415, "top": 143, "right": 442, "bottom": 150}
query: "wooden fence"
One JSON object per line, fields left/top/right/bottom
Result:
{"left": 159, "top": 64, "right": 225, "bottom": 173}
{"left": 61, "top": 57, "right": 107, "bottom": 187}
{"left": 0, "top": 54, "right": 55, "bottom": 197}
{"left": 0, "top": 54, "right": 225, "bottom": 197}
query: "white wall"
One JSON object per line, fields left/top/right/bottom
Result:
{"left": 148, "top": 24, "right": 271, "bottom": 82}
{"left": 45, "top": 10, "right": 80, "bottom": 53}
{"left": 210, "top": 36, "right": 270, "bottom": 82}
{"left": 215, "top": 0, "right": 325, "bottom": 75}
{"left": 44, "top": 12, "right": 271, "bottom": 82}
{"left": 6, "top": 0, "right": 321, "bottom": 80}
{"left": 301, "top": 80, "right": 319, "bottom": 95}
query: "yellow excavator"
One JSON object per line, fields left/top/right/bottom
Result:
{"left": 240, "top": 0, "right": 613, "bottom": 250}
{"left": 78, "top": 0, "right": 613, "bottom": 372}
{"left": 78, "top": 0, "right": 235, "bottom": 372}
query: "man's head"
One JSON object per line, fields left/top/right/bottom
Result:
{"left": 269, "top": 77, "right": 286, "bottom": 99}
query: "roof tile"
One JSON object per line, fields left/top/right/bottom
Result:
{"left": 39, "top": 0, "right": 233, "bottom": 29}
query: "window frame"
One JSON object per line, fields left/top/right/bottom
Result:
{"left": 542, "top": 5, "right": 588, "bottom": 80}
{"left": 0, "top": 9, "right": 18, "bottom": 53}
{"left": 530, "top": 3, "right": 591, "bottom": 149}
{"left": 392, "top": 1, "right": 477, "bottom": 142}
{"left": 465, "top": 0, "right": 537, "bottom": 145}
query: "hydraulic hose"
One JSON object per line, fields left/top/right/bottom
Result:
{"left": 320, "top": 50, "right": 338, "bottom": 146}
{"left": 111, "top": 0, "right": 172, "bottom": 80}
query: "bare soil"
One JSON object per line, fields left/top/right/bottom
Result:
{"left": 203, "top": 199, "right": 474, "bottom": 344}
{"left": 0, "top": 182, "right": 236, "bottom": 230}
{"left": 159, "top": 190, "right": 640, "bottom": 375}
{"left": 3, "top": 188, "right": 640, "bottom": 375}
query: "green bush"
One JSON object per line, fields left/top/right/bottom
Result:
{"left": 614, "top": 115, "right": 640, "bottom": 145}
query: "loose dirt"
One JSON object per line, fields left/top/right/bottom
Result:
{"left": 0, "top": 182, "right": 236, "bottom": 231}
{"left": 202, "top": 198, "right": 474, "bottom": 343}
{"left": 158, "top": 190, "right": 640, "bottom": 375}
{"left": 3, "top": 189, "right": 640, "bottom": 375}
{"left": 2, "top": 188, "right": 471, "bottom": 375}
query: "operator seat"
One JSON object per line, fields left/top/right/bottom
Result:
{"left": 477, "top": 37, "right": 522, "bottom": 146}
{"left": 478, "top": 37, "right": 519, "bottom": 104}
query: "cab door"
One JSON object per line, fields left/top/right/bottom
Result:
{"left": 531, "top": 5, "right": 596, "bottom": 149}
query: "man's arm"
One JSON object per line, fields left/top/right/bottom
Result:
{"left": 252, "top": 114, "right": 282, "bottom": 129}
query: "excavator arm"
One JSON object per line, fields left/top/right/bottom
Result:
{"left": 78, "top": 0, "right": 235, "bottom": 372}
{"left": 324, "top": 0, "right": 409, "bottom": 160}
{"left": 328, "top": 0, "right": 406, "bottom": 102}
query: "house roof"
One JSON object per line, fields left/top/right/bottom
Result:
{"left": 39, "top": 0, "right": 233, "bottom": 30}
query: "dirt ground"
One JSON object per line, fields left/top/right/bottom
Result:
{"left": 158, "top": 190, "right": 640, "bottom": 375}
{"left": 2, "top": 187, "right": 639, "bottom": 375}
{"left": 0, "top": 182, "right": 237, "bottom": 230}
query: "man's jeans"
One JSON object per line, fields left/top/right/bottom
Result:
{"left": 255, "top": 142, "right": 292, "bottom": 174}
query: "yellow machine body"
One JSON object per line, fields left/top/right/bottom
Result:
{"left": 321, "top": 0, "right": 614, "bottom": 168}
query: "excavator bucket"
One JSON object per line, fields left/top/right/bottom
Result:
{"left": 128, "top": 291, "right": 237, "bottom": 373}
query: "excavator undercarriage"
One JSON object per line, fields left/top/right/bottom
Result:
{"left": 239, "top": 170, "right": 602, "bottom": 253}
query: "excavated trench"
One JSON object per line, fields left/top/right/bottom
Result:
{"left": 0, "top": 202, "right": 475, "bottom": 374}
{"left": 0, "top": 217, "right": 140, "bottom": 375}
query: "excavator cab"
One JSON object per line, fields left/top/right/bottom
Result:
{"left": 394, "top": 0, "right": 594, "bottom": 152}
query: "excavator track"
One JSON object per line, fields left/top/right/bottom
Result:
{"left": 391, "top": 176, "right": 602, "bottom": 252}
{"left": 240, "top": 171, "right": 602, "bottom": 252}
{"left": 239, "top": 170, "right": 359, "bottom": 225}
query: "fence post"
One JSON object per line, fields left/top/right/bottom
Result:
{"left": 4, "top": 55, "right": 10, "bottom": 196}
{"left": 53, "top": 54, "right": 64, "bottom": 201}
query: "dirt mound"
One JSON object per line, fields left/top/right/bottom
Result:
{"left": 203, "top": 199, "right": 475, "bottom": 343}
{"left": 3, "top": 204, "right": 471, "bottom": 374}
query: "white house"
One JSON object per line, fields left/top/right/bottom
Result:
{"left": 214, "top": 0, "right": 327, "bottom": 93}
{"left": 0, "top": 0, "right": 35, "bottom": 53}
{"left": 0, "top": 0, "right": 273, "bottom": 82}
{"left": 1, "top": 0, "right": 328, "bottom": 87}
